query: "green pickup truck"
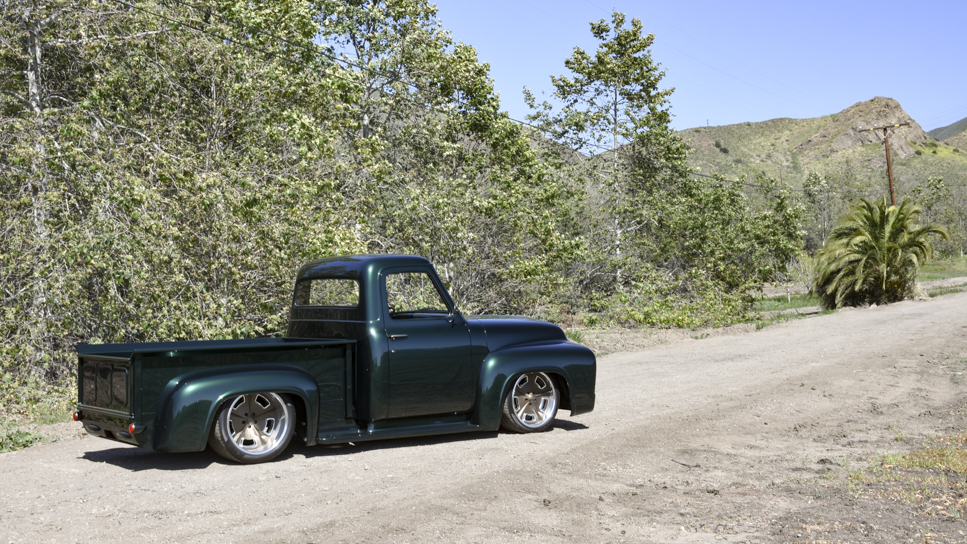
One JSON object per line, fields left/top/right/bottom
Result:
{"left": 75, "top": 255, "right": 596, "bottom": 463}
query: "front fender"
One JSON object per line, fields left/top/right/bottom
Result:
{"left": 152, "top": 365, "right": 319, "bottom": 453}
{"left": 476, "top": 341, "right": 596, "bottom": 430}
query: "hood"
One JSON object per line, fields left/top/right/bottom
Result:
{"left": 467, "top": 315, "right": 567, "bottom": 352}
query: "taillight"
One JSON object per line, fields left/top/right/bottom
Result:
{"left": 128, "top": 423, "right": 136, "bottom": 434}
{"left": 72, "top": 411, "right": 81, "bottom": 421}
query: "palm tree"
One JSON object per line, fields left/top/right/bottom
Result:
{"left": 812, "top": 198, "right": 948, "bottom": 309}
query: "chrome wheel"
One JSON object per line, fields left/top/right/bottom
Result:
{"left": 209, "top": 392, "right": 294, "bottom": 463}
{"left": 500, "top": 372, "right": 560, "bottom": 433}
{"left": 225, "top": 393, "right": 290, "bottom": 454}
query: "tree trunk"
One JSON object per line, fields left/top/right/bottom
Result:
{"left": 25, "top": 15, "right": 43, "bottom": 113}
{"left": 22, "top": 6, "right": 51, "bottom": 368}
{"left": 612, "top": 86, "right": 621, "bottom": 289}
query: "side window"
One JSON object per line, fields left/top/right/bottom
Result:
{"left": 294, "top": 279, "right": 359, "bottom": 307}
{"left": 385, "top": 272, "right": 449, "bottom": 317}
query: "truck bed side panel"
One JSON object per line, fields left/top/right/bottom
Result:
{"left": 77, "top": 339, "right": 354, "bottom": 452}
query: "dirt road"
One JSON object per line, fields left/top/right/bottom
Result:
{"left": 2, "top": 292, "right": 966, "bottom": 543}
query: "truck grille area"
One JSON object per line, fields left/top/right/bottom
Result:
{"left": 81, "top": 361, "right": 129, "bottom": 412}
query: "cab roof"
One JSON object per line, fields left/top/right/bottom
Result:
{"left": 296, "top": 254, "right": 431, "bottom": 280}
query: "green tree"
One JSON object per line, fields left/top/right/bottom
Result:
{"left": 812, "top": 198, "right": 948, "bottom": 309}
{"left": 802, "top": 172, "right": 835, "bottom": 249}
{"left": 909, "top": 176, "right": 967, "bottom": 257}
{"left": 525, "top": 10, "right": 686, "bottom": 291}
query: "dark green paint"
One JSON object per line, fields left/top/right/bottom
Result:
{"left": 77, "top": 255, "right": 595, "bottom": 456}
{"left": 152, "top": 365, "right": 321, "bottom": 452}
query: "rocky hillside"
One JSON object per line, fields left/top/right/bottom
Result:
{"left": 792, "top": 97, "right": 928, "bottom": 160}
{"left": 679, "top": 97, "right": 967, "bottom": 194}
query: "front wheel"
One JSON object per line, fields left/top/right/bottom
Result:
{"left": 500, "top": 372, "right": 560, "bottom": 433}
{"left": 208, "top": 392, "right": 294, "bottom": 464}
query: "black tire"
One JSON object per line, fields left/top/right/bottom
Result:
{"left": 500, "top": 372, "right": 560, "bottom": 433}
{"left": 208, "top": 392, "right": 295, "bottom": 464}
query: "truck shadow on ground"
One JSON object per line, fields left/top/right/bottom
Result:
{"left": 81, "top": 446, "right": 217, "bottom": 471}
{"left": 80, "top": 419, "right": 588, "bottom": 471}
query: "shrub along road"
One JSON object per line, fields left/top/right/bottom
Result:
{"left": 2, "top": 292, "right": 966, "bottom": 543}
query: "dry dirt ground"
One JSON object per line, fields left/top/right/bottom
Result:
{"left": 3, "top": 292, "right": 967, "bottom": 543}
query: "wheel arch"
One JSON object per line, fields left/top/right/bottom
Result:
{"left": 475, "top": 341, "right": 596, "bottom": 430}
{"left": 152, "top": 365, "right": 319, "bottom": 453}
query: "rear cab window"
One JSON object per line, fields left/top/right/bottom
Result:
{"left": 295, "top": 278, "right": 360, "bottom": 308}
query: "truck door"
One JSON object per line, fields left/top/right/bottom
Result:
{"left": 382, "top": 269, "right": 473, "bottom": 419}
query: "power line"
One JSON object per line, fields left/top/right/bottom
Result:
{"left": 664, "top": 70, "right": 790, "bottom": 119}
{"left": 918, "top": 102, "right": 967, "bottom": 127}
{"left": 577, "top": 0, "right": 825, "bottom": 115}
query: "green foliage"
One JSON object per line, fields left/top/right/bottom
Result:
{"left": 812, "top": 198, "right": 949, "bottom": 309}
{"left": 564, "top": 329, "right": 585, "bottom": 345}
{"left": 314, "top": 0, "right": 578, "bottom": 314}
{"left": 0, "top": 0, "right": 368, "bottom": 415}
{"left": 680, "top": 115, "right": 967, "bottom": 258}
{"left": 909, "top": 176, "right": 967, "bottom": 256}
{"left": 524, "top": 11, "right": 671, "bottom": 154}
{"left": 0, "top": 426, "right": 42, "bottom": 453}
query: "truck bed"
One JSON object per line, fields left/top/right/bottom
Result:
{"left": 77, "top": 337, "right": 355, "bottom": 449}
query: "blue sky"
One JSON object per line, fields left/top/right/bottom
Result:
{"left": 432, "top": 0, "right": 967, "bottom": 132}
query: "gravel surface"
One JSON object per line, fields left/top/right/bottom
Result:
{"left": 2, "top": 292, "right": 966, "bottom": 543}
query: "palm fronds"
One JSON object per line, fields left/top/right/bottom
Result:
{"left": 812, "top": 198, "right": 948, "bottom": 309}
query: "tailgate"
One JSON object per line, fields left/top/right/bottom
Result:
{"left": 77, "top": 352, "right": 136, "bottom": 443}
{"left": 78, "top": 353, "right": 132, "bottom": 416}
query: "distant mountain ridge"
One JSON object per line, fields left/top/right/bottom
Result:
{"left": 928, "top": 116, "right": 967, "bottom": 141}
{"left": 677, "top": 96, "right": 967, "bottom": 194}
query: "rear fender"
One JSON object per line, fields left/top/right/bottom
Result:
{"left": 153, "top": 365, "right": 319, "bottom": 453}
{"left": 476, "top": 341, "right": 596, "bottom": 430}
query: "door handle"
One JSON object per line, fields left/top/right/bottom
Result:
{"left": 388, "top": 334, "right": 408, "bottom": 341}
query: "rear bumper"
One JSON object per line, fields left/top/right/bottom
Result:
{"left": 77, "top": 405, "right": 140, "bottom": 447}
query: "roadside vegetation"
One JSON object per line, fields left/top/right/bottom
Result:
{"left": 847, "top": 422, "right": 967, "bottom": 521}
{"left": 754, "top": 292, "right": 819, "bottom": 313}
{"left": 0, "top": 425, "right": 42, "bottom": 453}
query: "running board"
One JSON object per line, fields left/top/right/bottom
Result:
{"left": 316, "top": 421, "right": 485, "bottom": 445}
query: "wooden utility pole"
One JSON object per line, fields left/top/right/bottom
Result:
{"left": 855, "top": 122, "right": 910, "bottom": 206}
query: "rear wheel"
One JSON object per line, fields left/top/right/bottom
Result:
{"left": 209, "top": 392, "right": 294, "bottom": 464}
{"left": 500, "top": 372, "right": 560, "bottom": 433}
